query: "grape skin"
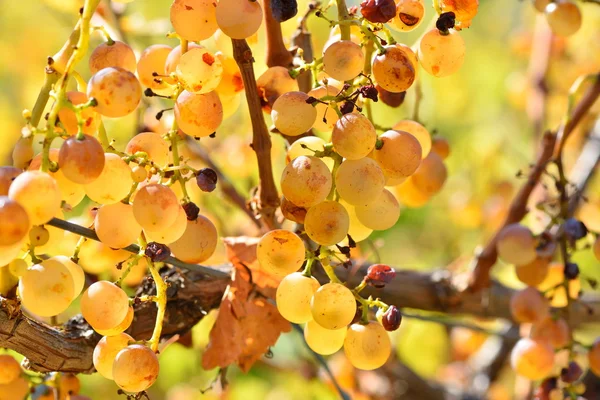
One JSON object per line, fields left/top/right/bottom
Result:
{"left": 304, "top": 320, "right": 346, "bottom": 355}
{"left": 95, "top": 202, "right": 142, "bottom": 249}
{"left": 509, "top": 286, "right": 550, "bottom": 324}
{"left": 418, "top": 29, "right": 466, "bottom": 77}
{"left": 271, "top": 91, "right": 317, "bottom": 136}
{"left": 19, "top": 259, "right": 75, "bottom": 317}
{"left": 256, "top": 66, "right": 299, "bottom": 113}
{"left": 50, "top": 255, "right": 85, "bottom": 298}
{"left": 372, "top": 45, "right": 416, "bottom": 93}
{"left": 175, "top": 90, "right": 223, "bottom": 137}
{"left": 304, "top": 200, "right": 350, "bottom": 246}
{"left": 137, "top": 44, "right": 174, "bottom": 92}
{"left": 323, "top": 40, "right": 364, "bottom": 82}
{"left": 545, "top": 0, "right": 582, "bottom": 37}
{"left": 96, "top": 306, "right": 134, "bottom": 337}
{"left": 332, "top": 113, "right": 377, "bottom": 160}
{"left": 89, "top": 41, "right": 136, "bottom": 74}
{"left": 281, "top": 156, "right": 332, "bottom": 208}
{"left": 510, "top": 338, "right": 554, "bottom": 380}
{"left": 84, "top": 153, "right": 133, "bottom": 205}
{"left": 257, "top": 230, "right": 305, "bottom": 277}
{"left": 276, "top": 272, "right": 320, "bottom": 323}
{"left": 0, "top": 166, "right": 22, "bottom": 196}
{"left": 431, "top": 136, "right": 451, "bottom": 159}
{"left": 339, "top": 199, "right": 373, "bottom": 242}
{"left": 373, "top": 130, "right": 422, "bottom": 179}
{"left": 310, "top": 282, "right": 357, "bottom": 330}
{"left": 335, "top": 158, "right": 386, "bottom": 206}
{"left": 530, "top": 317, "right": 571, "bottom": 350}
{"left": 113, "top": 345, "right": 160, "bottom": 392}
{"left": 216, "top": 0, "right": 263, "bottom": 39}
{"left": 11, "top": 138, "right": 33, "bottom": 170}
{"left": 144, "top": 205, "right": 187, "bottom": 244}
{"left": 0, "top": 196, "right": 30, "bottom": 246}
{"left": 0, "top": 355, "right": 21, "bottom": 385}
{"left": 28, "top": 150, "right": 85, "bottom": 208}
{"left": 170, "top": 0, "right": 218, "bottom": 41}
{"left": 344, "top": 322, "right": 392, "bottom": 370}
{"left": 169, "top": 215, "right": 218, "bottom": 263}
{"left": 307, "top": 85, "right": 340, "bottom": 132}
{"left": 87, "top": 67, "right": 142, "bottom": 118}
{"left": 215, "top": 54, "right": 243, "bottom": 97}
{"left": 392, "top": 120, "right": 431, "bottom": 157}
{"left": 81, "top": 281, "right": 130, "bottom": 331}
{"left": 93, "top": 333, "right": 134, "bottom": 380}
{"left": 132, "top": 184, "right": 179, "bottom": 232}
{"left": 58, "top": 134, "right": 105, "bottom": 184}
{"left": 411, "top": 152, "right": 447, "bottom": 195}
{"left": 165, "top": 43, "right": 204, "bottom": 76}
{"left": 176, "top": 47, "right": 223, "bottom": 94}
{"left": 286, "top": 136, "right": 327, "bottom": 165}
{"left": 125, "top": 132, "right": 170, "bottom": 168}
{"left": 394, "top": 176, "right": 430, "bottom": 207}
{"left": 0, "top": 377, "right": 29, "bottom": 400}
{"left": 9, "top": 170, "right": 61, "bottom": 226}
{"left": 515, "top": 257, "right": 549, "bottom": 287}
{"left": 496, "top": 223, "right": 537, "bottom": 266}
{"left": 355, "top": 188, "right": 400, "bottom": 230}
{"left": 389, "top": 0, "right": 425, "bottom": 32}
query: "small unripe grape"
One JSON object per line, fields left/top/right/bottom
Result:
{"left": 305, "top": 200, "right": 350, "bottom": 246}
{"left": 175, "top": 90, "right": 223, "bottom": 138}
{"left": 336, "top": 158, "right": 385, "bottom": 206}
{"left": 89, "top": 41, "right": 136, "bottom": 74}
{"left": 496, "top": 224, "right": 537, "bottom": 266}
{"left": 0, "top": 196, "right": 30, "bottom": 246}
{"left": 418, "top": 29, "right": 466, "bottom": 77}
{"left": 0, "top": 166, "right": 22, "bottom": 196}
{"left": 216, "top": 0, "right": 263, "bottom": 39}
{"left": 132, "top": 184, "right": 179, "bottom": 232}
{"left": 393, "top": 120, "right": 431, "bottom": 158}
{"left": 410, "top": 152, "right": 447, "bottom": 195}
{"left": 545, "top": 0, "right": 581, "bottom": 37}
{"left": 84, "top": 153, "right": 133, "bottom": 205}
{"left": 307, "top": 85, "right": 340, "bottom": 132}
{"left": 144, "top": 205, "right": 187, "bottom": 244}
{"left": 344, "top": 322, "right": 391, "bottom": 370}
{"left": 332, "top": 113, "right": 377, "bottom": 160}
{"left": 28, "top": 225, "right": 49, "bottom": 247}
{"left": 19, "top": 259, "right": 75, "bottom": 317}
{"left": 257, "top": 230, "right": 305, "bottom": 277}
{"left": 137, "top": 44, "right": 173, "bottom": 92}
{"left": 374, "top": 130, "right": 422, "bottom": 179}
{"left": 531, "top": 317, "right": 571, "bottom": 350}
{"left": 280, "top": 156, "right": 332, "bottom": 208}
{"left": 256, "top": 66, "right": 299, "bottom": 113}
{"left": 276, "top": 272, "right": 320, "bottom": 323}
{"left": 113, "top": 345, "right": 160, "bottom": 392}
{"left": 389, "top": 0, "right": 425, "bottom": 31}
{"left": 50, "top": 255, "right": 85, "bottom": 298}
{"left": 87, "top": 67, "right": 142, "bottom": 118}
{"left": 169, "top": 215, "right": 218, "bottom": 263}
{"left": 131, "top": 166, "right": 148, "bottom": 183}
{"left": 81, "top": 281, "right": 129, "bottom": 331}
{"left": 93, "top": 333, "right": 134, "bottom": 380}
{"left": 57, "top": 92, "right": 101, "bottom": 136}
{"left": 355, "top": 189, "right": 400, "bottom": 231}
{"left": 304, "top": 320, "right": 347, "bottom": 355}
{"left": 310, "top": 282, "right": 356, "bottom": 330}
{"left": 126, "top": 133, "right": 170, "bottom": 168}
{"left": 58, "top": 134, "right": 105, "bottom": 184}
{"left": 323, "top": 40, "right": 364, "bottom": 82}
{"left": 170, "top": 0, "right": 218, "bottom": 42}
{"left": 431, "top": 136, "right": 450, "bottom": 159}
{"left": 515, "top": 257, "right": 549, "bottom": 286}
{"left": 372, "top": 45, "right": 416, "bottom": 93}
{"left": 95, "top": 202, "right": 142, "bottom": 249}
{"left": 95, "top": 306, "right": 134, "bottom": 337}
{"left": 9, "top": 171, "right": 61, "bottom": 226}
{"left": 510, "top": 286, "right": 549, "bottom": 324}
{"left": 12, "top": 138, "right": 33, "bottom": 170}
{"left": 511, "top": 338, "right": 554, "bottom": 380}
{"left": 176, "top": 47, "right": 223, "bottom": 94}
{"left": 271, "top": 91, "right": 316, "bottom": 136}
{"left": 0, "top": 355, "right": 21, "bottom": 384}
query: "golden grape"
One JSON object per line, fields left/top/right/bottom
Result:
{"left": 174, "top": 90, "right": 223, "bottom": 137}
{"left": 311, "top": 282, "right": 356, "bottom": 329}
{"left": 137, "top": 44, "right": 173, "bottom": 92}
{"left": 93, "top": 333, "right": 134, "bottom": 380}
{"left": 89, "top": 41, "right": 136, "bottom": 74}
{"left": 332, "top": 113, "right": 377, "bottom": 160}
{"left": 95, "top": 202, "right": 142, "bottom": 249}
{"left": 530, "top": 317, "right": 571, "bottom": 350}
{"left": 372, "top": 45, "right": 416, "bottom": 93}
{"left": 0, "top": 196, "right": 30, "bottom": 246}
{"left": 126, "top": 132, "right": 170, "bottom": 168}
{"left": 373, "top": 130, "right": 422, "bottom": 179}
{"left": 257, "top": 230, "right": 305, "bottom": 277}
{"left": 9, "top": 170, "right": 61, "bottom": 226}
{"left": 323, "top": 40, "right": 364, "bottom": 82}
{"left": 355, "top": 189, "right": 400, "bottom": 230}
{"left": 389, "top": 0, "right": 425, "bottom": 32}
{"left": 335, "top": 158, "right": 385, "bottom": 205}
{"left": 169, "top": 215, "right": 218, "bottom": 263}
{"left": 510, "top": 338, "right": 554, "bottom": 380}
{"left": 0, "top": 355, "right": 21, "bottom": 385}
{"left": 496, "top": 223, "right": 537, "bottom": 266}
{"left": 392, "top": 120, "right": 431, "bottom": 157}
{"left": 58, "top": 134, "right": 105, "bottom": 184}
{"left": 304, "top": 200, "right": 350, "bottom": 246}
{"left": 113, "top": 345, "right": 160, "bottom": 392}
{"left": 84, "top": 153, "right": 133, "bottom": 205}
{"left": 280, "top": 156, "right": 332, "bottom": 208}
{"left": 271, "top": 91, "right": 317, "bottom": 136}
{"left": 57, "top": 91, "right": 101, "bottom": 136}
{"left": 170, "top": 0, "right": 218, "bottom": 41}
{"left": 176, "top": 47, "right": 223, "bottom": 94}
{"left": 81, "top": 281, "right": 130, "bottom": 331}
{"left": 304, "top": 320, "right": 346, "bottom": 355}
{"left": 509, "top": 286, "right": 549, "bottom": 324}
{"left": 545, "top": 0, "right": 581, "bottom": 37}
{"left": 418, "top": 29, "right": 466, "bottom": 77}
{"left": 19, "top": 259, "right": 75, "bottom": 317}
{"left": 344, "top": 322, "right": 391, "bottom": 370}
{"left": 87, "top": 67, "right": 142, "bottom": 118}
{"left": 216, "top": 0, "right": 263, "bottom": 39}
{"left": 276, "top": 272, "right": 320, "bottom": 323}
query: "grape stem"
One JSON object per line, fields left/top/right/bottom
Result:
{"left": 147, "top": 259, "right": 167, "bottom": 353}
{"left": 335, "top": 0, "right": 351, "bottom": 40}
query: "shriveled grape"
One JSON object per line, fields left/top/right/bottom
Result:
{"left": 389, "top": 0, "right": 425, "bottom": 31}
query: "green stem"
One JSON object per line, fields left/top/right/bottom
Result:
{"left": 336, "top": 0, "right": 351, "bottom": 40}
{"left": 147, "top": 260, "right": 167, "bottom": 353}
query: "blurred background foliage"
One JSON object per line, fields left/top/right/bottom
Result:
{"left": 1, "top": 0, "right": 600, "bottom": 399}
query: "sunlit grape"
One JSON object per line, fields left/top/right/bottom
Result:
{"left": 50, "top": 255, "right": 85, "bottom": 297}
{"left": 95, "top": 306, "right": 134, "bottom": 337}
{"left": 95, "top": 202, "right": 142, "bottom": 249}
{"left": 58, "top": 134, "right": 105, "bottom": 184}
{"left": 87, "top": 67, "right": 142, "bottom": 118}
{"left": 393, "top": 176, "right": 430, "bottom": 207}
{"left": 344, "top": 322, "right": 391, "bottom": 370}
{"left": 281, "top": 156, "right": 332, "bottom": 208}
{"left": 276, "top": 272, "right": 320, "bottom": 323}
{"left": 271, "top": 91, "right": 316, "bottom": 136}
{"left": 511, "top": 338, "right": 554, "bottom": 380}
{"left": 531, "top": 317, "right": 571, "bottom": 350}
{"left": 19, "top": 259, "right": 75, "bottom": 317}
{"left": 113, "top": 345, "right": 160, "bottom": 392}
{"left": 89, "top": 41, "right": 136, "bottom": 74}
{"left": 0, "top": 167, "right": 22, "bottom": 196}
{"left": 165, "top": 43, "right": 204, "bottom": 76}
{"left": 144, "top": 205, "right": 187, "bottom": 244}
{"left": 84, "top": 153, "right": 133, "bottom": 204}
{"left": 81, "top": 281, "right": 129, "bottom": 331}
{"left": 336, "top": 158, "right": 385, "bottom": 205}
{"left": 176, "top": 47, "right": 223, "bottom": 94}
{"left": 285, "top": 136, "right": 327, "bottom": 165}
{"left": 393, "top": 120, "right": 431, "bottom": 157}
{"left": 28, "top": 225, "right": 49, "bottom": 247}
{"left": 93, "top": 333, "right": 134, "bottom": 380}
{"left": 389, "top": 0, "right": 424, "bottom": 31}
{"left": 410, "top": 152, "right": 447, "bottom": 195}
{"left": 215, "top": 54, "right": 243, "bottom": 97}
{"left": 132, "top": 184, "right": 179, "bottom": 232}
{"left": 0, "top": 355, "right": 21, "bottom": 385}
{"left": 126, "top": 132, "right": 170, "bottom": 168}
{"left": 11, "top": 138, "right": 33, "bottom": 170}
{"left": 257, "top": 229, "right": 305, "bottom": 277}
{"left": 418, "top": 28, "right": 465, "bottom": 77}
{"left": 0, "top": 377, "right": 28, "bottom": 400}
{"left": 170, "top": 0, "right": 218, "bottom": 41}
{"left": 216, "top": 0, "right": 263, "bottom": 39}
{"left": 510, "top": 286, "right": 549, "bottom": 324}
{"left": 373, "top": 130, "right": 422, "bottom": 179}
{"left": 545, "top": 0, "right": 581, "bottom": 37}
{"left": 431, "top": 136, "right": 451, "bottom": 159}
{"left": 304, "top": 320, "right": 346, "bottom": 355}
{"left": 307, "top": 85, "right": 340, "bottom": 132}
{"left": 169, "top": 215, "right": 218, "bottom": 263}
{"left": 57, "top": 91, "right": 101, "bottom": 136}
{"left": 355, "top": 188, "right": 400, "bottom": 230}
{"left": 323, "top": 40, "right": 364, "bottom": 82}
{"left": 372, "top": 45, "right": 416, "bottom": 93}
{"left": 0, "top": 196, "right": 30, "bottom": 246}
{"left": 339, "top": 199, "right": 373, "bottom": 242}
{"left": 496, "top": 223, "right": 537, "bottom": 266}
{"left": 538, "top": 262, "right": 580, "bottom": 307}
{"left": 332, "top": 113, "right": 377, "bottom": 160}
{"left": 311, "top": 282, "right": 356, "bottom": 329}
{"left": 175, "top": 90, "right": 223, "bottom": 137}
{"left": 137, "top": 44, "right": 173, "bottom": 92}
{"left": 515, "top": 257, "right": 549, "bottom": 287}
{"left": 256, "top": 66, "right": 299, "bottom": 113}
{"left": 9, "top": 170, "right": 61, "bottom": 225}
{"left": 304, "top": 200, "right": 349, "bottom": 246}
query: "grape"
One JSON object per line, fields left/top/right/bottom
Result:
{"left": 332, "top": 113, "right": 377, "bottom": 160}
{"left": 373, "top": 130, "right": 422, "bottom": 179}
{"left": 58, "top": 373, "right": 80, "bottom": 398}
{"left": 0, "top": 355, "right": 21, "bottom": 385}
{"left": 19, "top": 259, "right": 75, "bottom": 317}
{"left": 394, "top": 177, "right": 430, "bottom": 207}
{"left": 89, "top": 41, "right": 136, "bottom": 74}
{"left": 531, "top": 317, "right": 571, "bottom": 350}
{"left": 281, "top": 156, "right": 332, "bottom": 208}
{"left": 589, "top": 339, "right": 600, "bottom": 376}
{"left": 257, "top": 230, "right": 305, "bottom": 277}
{"left": 304, "top": 200, "right": 350, "bottom": 246}
{"left": 0, "top": 197, "right": 30, "bottom": 246}
{"left": 366, "top": 264, "right": 396, "bottom": 287}
{"left": 510, "top": 286, "right": 549, "bottom": 324}
{"left": 29, "top": 150, "right": 85, "bottom": 207}
{"left": 81, "top": 281, "right": 129, "bottom": 331}
{"left": 8, "top": 258, "right": 27, "bottom": 277}
{"left": 95, "top": 202, "right": 142, "bottom": 249}
{"left": 33, "top": 219, "right": 64, "bottom": 255}
{"left": 77, "top": 241, "right": 129, "bottom": 274}
{"left": 132, "top": 184, "right": 179, "bottom": 232}
{"left": 176, "top": 47, "right": 223, "bottom": 94}
{"left": 538, "top": 262, "right": 580, "bottom": 307}
{"left": 431, "top": 136, "right": 450, "bottom": 159}
{"left": 215, "top": 54, "right": 243, "bottom": 97}
{"left": 131, "top": 165, "right": 148, "bottom": 183}
{"left": 381, "top": 306, "right": 402, "bottom": 331}
{"left": 355, "top": 188, "right": 400, "bottom": 230}
{"left": 515, "top": 257, "right": 549, "bottom": 286}
{"left": 336, "top": 158, "right": 385, "bottom": 205}
{"left": 534, "top": 0, "right": 550, "bottom": 12}
{"left": 170, "top": 0, "right": 218, "bottom": 41}
{"left": 12, "top": 138, "right": 33, "bottom": 170}
{"left": 307, "top": 85, "right": 340, "bottom": 132}
{"left": 0, "top": 377, "right": 28, "bottom": 400}
{"left": 360, "top": 0, "right": 396, "bottom": 23}
{"left": 451, "top": 327, "right": 488, "bottom": 361}
{"left": 174, "top": 90, "right": 223, "bottom": 137}
{"left": 323, "top": 40, "right": 364, "bottom": 82}
{"left": 285, "top": 136, "right": 328, "bottom": 166}
{"left": 58, "top": 134, "right": 105, "bottom": 184}
{"left": 8, "top": 170, "right": 61, "bottom": 225}
{"left": 256, "top": 66, "right": 299, "bottom": 113}
{"left": 510, "top": 338, "right": 554, "bottom": 380}
{"left": 93, "top": 333, "right": 134, "bottom": 380}
{"left": 389, "top": 0, "right": 425, "bottom": 31}
{"left": 496, "top": 223, "right": 537, "bottom": 266}
{"left": 410, "top": 152, "right": 447, "bottom": 195}
{"left": 304, "top": 320, "right": 347, "bottom": 355}
{"left": 216, "top": 0, "right": 263, "bottom": 39}
{"left": 0, "top": 240, "right": 23, "bottom": 268}
{"left": 96, "top": 306, "right": 134, "bottom": 336}
{"left": 418, "top": 28, "right": 465, "bottom": 77}
{"left": 0, "top": 167, "right": 22, "bottom": 196}
{"left": 113, "top": 345, "right": 160, "bottom": 393}
{"left": 57, "top": 91, "right": 101, "bottom": 136}
{"left": 344, "top": 322, "right": 391, "bottom": 370}
{"left": 372, "top": 45, "right": 416, "bottom": 93}
{"left": 50, "top": 255, "right": 85, "bottom": 298}
{"left": 144, "top": 205, "right": 187, "bottom": 244}
{"left": 339, "top": 199, "right": 373, "bottom": 242}
{"left": 137, "top": 44, "right": 173, "bottom": 92}
{"left": 311, "top": 282, "right": 356, "bottom": 329}
{"left": 219, "top": 93, "right": 241, "bottom": 119}
{"left": 377, "top": 85, "right": 406, "bottom": 108}
{"left": 545, "top": 0, "right": 581, "bottom": 37}
{"left": 84, "top": 153, "right": 133, "bottom": 205}
{"left": 165, "top": 43, "right": 204, "bottom": 75}
{"left": 392, "top": 120, "right": 431, "bottom": 157}
{"left": 87, "top": 67, "right": 142, "bottom": 118}
{"left": 169, "top": 215, "right": 218, "bottom": 263}
{"left": 271, "top": 91, "right": 317, "bottom": 136}
{"left": 276, "top": 272, "right": 320, "bottom": 323}
{"left": 28, "top": 225, "right": 49, "bottom": 247}
{"left": 126, "top": 132, "right": 170, "bottom": 168}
